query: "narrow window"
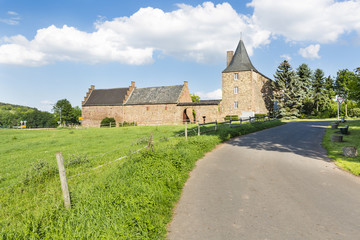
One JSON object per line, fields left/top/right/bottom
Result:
{"left": 234, "top": 86, "right": 238, "bottom": 94}
{"left": 234, "top": 73, "right": 239, "bottom": 80}
{"left": 146, "top": 106, "right": 149, "bottom": 111}
{"left": 165, "top": 106, "right": 167, "bottom": 110}
{"left": 234, "top": 101, "right": 238, "bottom": 109}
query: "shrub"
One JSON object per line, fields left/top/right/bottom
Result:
{"left": 100, "top": 117, "right": 116, "bottom": 127}
{"left": 224, "top": 115, "right": 238, "bottom": 121}
{"left": 349, "top": 108, "right": 360, "bottom": 117}
{"left": 119, "top": 121, "right": 137, "bottom": 127}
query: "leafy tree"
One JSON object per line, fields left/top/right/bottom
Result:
{"left": 52, "top": 99, "right": 81, "bottom": 125}
{"left": 335, "top": 69, "right": 356, "bottom": 117}
{"left": 348, "top": 67, "right": 360, "bottom": 102}
{"left": 191, "top": 94, "right": 200, "bottom": 102}
{"left": 312, "top": 69, "right": 326, "bottom": 112}
{"left": 272, "top": 60, "right": 305, "bottom": 118}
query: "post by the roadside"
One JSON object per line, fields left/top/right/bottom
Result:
{"left": 147, "top": 132, "right": 153, "bottom": 151}
{"left": 56, "top": 152, "right": 71, "bottom": 209}
{"left": 215, "top": 120, "right": 217, "bottom": 131}
{"left": 185, "top": 122, "right": 188, "bottom": 140}
{"left": 197, "top": 122, "right": 200, "bottom": 136}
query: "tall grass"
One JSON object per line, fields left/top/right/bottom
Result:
{"left": 0, "top": 120, "right": 283, "bottom": 239}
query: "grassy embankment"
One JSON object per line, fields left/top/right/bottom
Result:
{"left": 322, "top": 120, "right": 360, "bottom": 176}
{"left": 0, "top": 120, "right": 283, "bottom": 239}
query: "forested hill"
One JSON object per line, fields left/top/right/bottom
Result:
{"left": 0, "top": 102, "right": 37, "bottom": 113}
{"left": 0, "top": 102, "right": 56, "bottom": 128}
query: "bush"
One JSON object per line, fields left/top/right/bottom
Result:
{"left": 224, "top": 115, "right": 239, "bottom": 121}
{"left": 349, "top": 108, "right": 360, "bottom": 117}
{"left": 100, "top": 117, "right": 116, "bottom": 127}
{"left": 119, "top": 121, "right": 137, "bottom": 127}
{"left": 255, "top": 114, "right": 266, "bottom": 118}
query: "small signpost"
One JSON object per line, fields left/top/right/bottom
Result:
{"left": 337, "top": 96, "right": 345, "bottom": 121}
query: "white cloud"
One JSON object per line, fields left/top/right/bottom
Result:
{"left": 280, "top": 54, "right": 291, "bottom": 61}
{"left": 298, "top": 44, "right": 320, "bottom": 59}
{"left": 196, "top": 89, "right": 222, "bottom": 100}
{"left": 0, "top": 11, "right": 20, "bottom": 25}
{"left": 0, "top": 2, "right": 271, "bottom": 66}
{"left": 248, "top": 0, "right": 360, "bottom": 43}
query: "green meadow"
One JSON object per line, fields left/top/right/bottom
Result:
{"left": 323, "top": 120, "right": 360, "bottom": 176}
{"left": 0, "top": 120, "right": 283, "bottom": 239}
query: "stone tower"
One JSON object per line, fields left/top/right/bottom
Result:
{"left": 221, "top": 40, "right": 271, "bottom": 118}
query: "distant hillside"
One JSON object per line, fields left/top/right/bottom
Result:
{"left": 0, "top": 102, "right": 56, "bottom": 128}
{"left": 0, "top": 102, "right": 36, "bottom": 113}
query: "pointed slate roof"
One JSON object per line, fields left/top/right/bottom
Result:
{"left": 125, "top": 85, "right": 184, "bottom": 105}
{"left": 222, "top": 40, "right": 258, "bottom": 73}
{"left": 83, "top": 88, "right": 128, "bottom": 106}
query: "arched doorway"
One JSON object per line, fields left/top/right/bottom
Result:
{"left": 183, "top": 109, "right": 190, "bottom": 123}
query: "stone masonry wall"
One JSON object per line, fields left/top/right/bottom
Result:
{"left": 220, "top": 71, "right": 271, "bottom": 118}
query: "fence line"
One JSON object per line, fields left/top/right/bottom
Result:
{"left": 194, "top": 115, "right": 277, "bottom": 135}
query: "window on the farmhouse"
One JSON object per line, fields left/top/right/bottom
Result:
{"left": 146, "top": 107, "right": 149, "bottom": 111}
{"left": 165, "top": 106, "right": 167, "bottom": 110}
{"left": 234, "top": 86, "right": 238, "bottom": 94}
{"left": 234, "top": 73, "right": 239, "bottom": 80}
{"left": 234, "top": 101, "right": 238, "bottom": 109}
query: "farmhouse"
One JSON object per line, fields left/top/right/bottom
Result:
{"left": 81, "top": 40, "right": 273, "bottom": 127}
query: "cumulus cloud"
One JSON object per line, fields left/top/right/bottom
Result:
{"left": 248, "top": 0, "right": 360, "bottom": 43}
{"left": 0, "top": 2, "right": 271, "bottom": 66}
{"left": 298, "top": 44, "right": 320, "bottom": 59}
{"left": 196, "top": 89, "right": 222, "bottom": 100}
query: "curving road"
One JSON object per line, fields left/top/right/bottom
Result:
{"left": 167, "top": 121, "right": 360, "bottom": 240}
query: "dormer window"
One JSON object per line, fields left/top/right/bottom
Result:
{"left": 234, "top": 73, "right": 239, "bottom": 80}
{"left": 234, "top": 86, "right": 238, "bottom": 94}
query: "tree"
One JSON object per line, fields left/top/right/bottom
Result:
{"left": 335, "top": 69, "right": 356, "bottom": 117}
{"left": 191, "top": 94, "right": 200, "bottom": 102}
{"left": 348, "top": 67, "right": 360, "bottom": 102}
{"left": 272, "top": 60, "right": 305, "bottom": 118}
{"left": 296, "top": 63, "right": 312, "bottom": 99}
{"left": 53, "top": 99, "right": 74, "bottom": 124}
{"left": 312, "top": 69, "right": 326, "bottom": 112}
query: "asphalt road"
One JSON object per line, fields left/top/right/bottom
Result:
{"left": 167, "top": 121, "right": 360, "bottom": 240}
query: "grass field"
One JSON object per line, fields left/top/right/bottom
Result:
{"left": 0, "top": 120, "right": 283, "bottom": 239}
{"left": 322, "top": 120, "right": 360, "bottom": 176}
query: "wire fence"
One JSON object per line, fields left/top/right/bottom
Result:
{"left": 1, "top": 115, "right": 277, "bottom": 191}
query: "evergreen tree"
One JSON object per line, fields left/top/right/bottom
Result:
{"left": 348, "top": 67, "right": 360, "bottom": 102}
{"left": 273, "top": 60, "right": 305, "bottom": 118}
{"left": 296, "top": 63, "right": 312, "bottom": 98}
{"left": 323, "top": 75, "right": 336, "bottom": 109}
{"left": 312, "top": 69, "right": 326, "bottom": 112}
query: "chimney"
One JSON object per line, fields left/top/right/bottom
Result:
{"left": 226, "top": 51, "right": 234, "bottom": 67}
{"left": 184, "top": 81, "right": 188, "bottom": 88}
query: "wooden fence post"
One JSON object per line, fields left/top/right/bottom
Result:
{"left": 198, "top": 122, "right": 200, "bottom": 136}
{"left": 56, "top": 152, "right": 71, "bottom": 209}
{"left": 185, "top": 122, "right": 188, "bottom": 140}
{"left": 215, "top": 120, "right": 217, "bottom": 131}
{"left": 229, "top": 119, "right": 232, "bottom": 128}
{"left": 147, "top": 132, "right": 154, "bottom": 151}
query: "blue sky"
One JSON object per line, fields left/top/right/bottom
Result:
{"left": 0, "top": 0, "right": 359, "bottom": 111}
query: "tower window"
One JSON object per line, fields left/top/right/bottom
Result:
{"left": 234, "top": 101, "right": 238, "bottom": 109}
{"left": 234, "top": 73, "right": 239, "bottom": 80}
{"left": 234, "top": 86, "right": 238, "bottom": 94}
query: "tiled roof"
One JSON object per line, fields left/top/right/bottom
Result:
{"left": 83, "top": 88, "right": 128, "bottom": 106}
{"left": 222, "top": 40, "right": 258, "bottom": 73}
{"left": 126, "top": 85, "right": 183, "bottom": 105}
